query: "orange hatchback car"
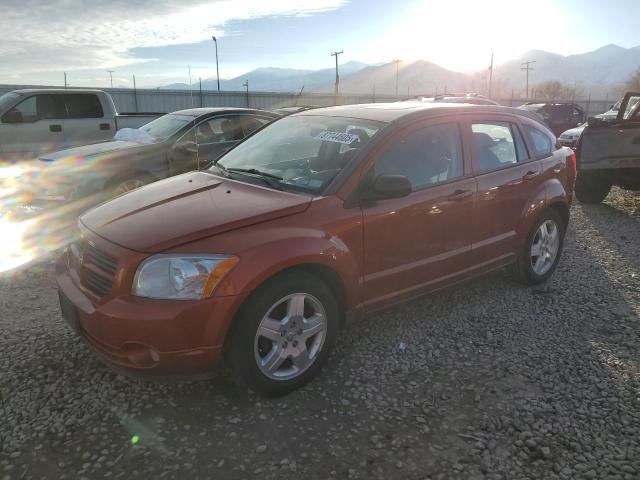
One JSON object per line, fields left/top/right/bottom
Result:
{"left": 56, "top": 103, "right": 575, "bottom": 394}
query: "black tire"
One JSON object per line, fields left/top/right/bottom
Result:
{"left": 226, "top": 271, "right": 339, "bottom": 396}
{"left": 511, "top": 209, "right": 565, "bottom": 285}
{"left": 575, "top": 171, "right": 611, "bottom": 204}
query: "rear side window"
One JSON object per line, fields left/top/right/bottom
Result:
{"left": 523, "top": 125, "right": 553, "bottom": 157}
{"left": 375, "top": 122, "right": 464, "bottom": 189}
{"left": 64, "top": 94, "right": 104, "bottom": 118}
{"left": 471, "top": 122, "right": 517, "bottom": 172}
{"left": 239, "top": 116, "right": 272, "bottom": 136}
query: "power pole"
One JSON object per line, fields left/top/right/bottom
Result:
{"left": 242, "top": 80, "right": 249, "bottom": 108}
{"left": 132, "top": 74, "right": 138, "bottom": 112}
{"left": 107, "top": 70, "right": 114, "bottom": 89}
{"left": 331, "top": 50, "right": 343, "bottom": 104}
{"left": 64, "top": 72, "right": 68, "bottom": 89}
{"left": 488, "top": 50, "right": 494, "bottom": 98}
{"left": 520, "top": 60, "right": 536, "bottom": 98}
{"left": 393, "top": 59, "right": 401, "bottom": 98}
{"left": 211, "top": 36, "right": 220, "bottom": 91}
{"left": 188, "top": 65, "right": 193, "bottom": 107}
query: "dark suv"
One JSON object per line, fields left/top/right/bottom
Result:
{"left": 519, "top": 102, "right": 586, "bottom": 137}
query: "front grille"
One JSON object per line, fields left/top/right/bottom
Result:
{"left": 68, "top": 239, "right": 118, "bottom": 296}
{"left": 84, "top": 268, "right": 114, "bottom": 296}
{"left": 84, "top": 242, "right": 118, "bottom": 277}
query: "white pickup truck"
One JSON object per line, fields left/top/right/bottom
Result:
{"left": 0, "top": 89, "right": 162, "bottom": 160}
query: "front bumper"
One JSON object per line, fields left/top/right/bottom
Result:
{"left": 55, "top": 250, "right": 239, "bottom": 378}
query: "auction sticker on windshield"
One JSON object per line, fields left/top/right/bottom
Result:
{"left": 315, "top": 131, "right": 360, "bottom": 144}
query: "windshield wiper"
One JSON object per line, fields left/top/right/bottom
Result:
{"left": 225, "top": 167, "right": 283, "bottom": 189}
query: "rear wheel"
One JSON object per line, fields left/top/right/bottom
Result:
{"left": 226, "top": 271, "right": 339, "bottom": 395}
{"left": 575, "top": 171, "right": 611, "bottom": 204}
{"left": 512, "top": 209, "right": 565, "bottom": 285}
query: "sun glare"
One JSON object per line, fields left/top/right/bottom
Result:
{"left": 375, "top": 0, "right": 565, "bottom": 72}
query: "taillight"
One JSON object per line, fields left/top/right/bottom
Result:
{"left": 567, "top": 152, "right": 577, "bottom": 178}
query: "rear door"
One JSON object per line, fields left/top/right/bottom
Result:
{"left": 0, "top": 94, "right": 67, "bottom": 157}
{"left": 580, "top": 92, "right": 640, "bottom": 172}
{"left": 62, "top": 93, "right": 111, "bottom": 148}
{"left": 465, "top": 115, "right": 544, "bottom": 266}
{"left": 361, "top": 119, "right": 477, "bottom": 306}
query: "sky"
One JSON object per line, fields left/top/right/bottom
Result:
{"left": 1, "top": 0, "right": 639, "bottom": 88}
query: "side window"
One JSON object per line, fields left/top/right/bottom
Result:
{"left": 471, "top": 122, "right": 517, "bottom": 172}
{"left": 623, "top": 95, "right": 640, "bottom": 120}
{"left": 375, "top": 123, "right": 464, "bottom": 189}
{"left": 239, "top": 116, "right": 271, "bottom": 136}
{"left": 571, "top": 106, "right": 584, "bottom": 124}
{"left": 13, "top": 95, "right": 66, "bottom": 121}
{"left": 195, "top": 117, "right": 226, "bottom": 144}
{"left": 523, "top": 125, "right": 553, "bottom": 157}
{"left": 64, "top": 94, "right": 103, "bottom": 118}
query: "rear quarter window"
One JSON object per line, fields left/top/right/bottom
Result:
{"left": 523, "top": 124, "right": 554, "bottom": 158}
{"left": 64, "top": 94, "right": 104, "bottom": 118}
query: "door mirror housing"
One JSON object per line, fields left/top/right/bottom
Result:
{"left": 2, "top": 109, "right": 23, "bottom": 124}
{"left": 365, "top": 174, "right": 412, "bottom": 200}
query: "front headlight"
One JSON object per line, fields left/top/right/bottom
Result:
{"left": 132, "top": 254, "right": 239, "bottom": 300}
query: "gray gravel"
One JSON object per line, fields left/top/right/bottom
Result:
{"left": 1, "top": 190, "right": 639, "bottom": 480}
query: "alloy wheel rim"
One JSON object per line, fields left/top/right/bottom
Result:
{"left": 254, "top": 293, "right": 327, "bottom": 381}
{"left": 530, "top": 219, "right": 560, "bottom": 276}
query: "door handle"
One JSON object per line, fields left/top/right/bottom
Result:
{"left": 523, "top": 170, "right": 539, "bottom": 181}
{"left": 448, "top": 189, "right": 473, "bottom": 201}
{"left": 99, "top": 123, "right": 111, "bottom": 131}
{"left": 49, "top": 124, "right": 62, "bottom": 133}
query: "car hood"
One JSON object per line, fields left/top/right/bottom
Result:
{"left": 559, "top": 124, "right": 586, "bottom": 138}
{"left": 39, "top": 140, "right": 151, "bottom": 161}
{"left": 80, "top": 171, "right": 313, "bottom": 252}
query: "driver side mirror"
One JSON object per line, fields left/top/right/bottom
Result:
{"left": 2, "top": 109, "right": 23, "bottom": 124}
{"left": 365, "top": 174, "right": 412, "bottom": 200}
{"left": 175, "top": 140, "right": 198, "bottom": 154}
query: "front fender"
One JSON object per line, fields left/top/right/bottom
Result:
{"left": 216, "top": 228, "right": 360, "bottom": 306}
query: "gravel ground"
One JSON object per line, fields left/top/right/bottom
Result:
{"left": 1, "top": 190, "right": 639, "bottom": 480}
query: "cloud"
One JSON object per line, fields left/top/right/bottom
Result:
{"left": 0, "top": 0, "right": 347, "bottom": 75}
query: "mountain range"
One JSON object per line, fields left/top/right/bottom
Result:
{"left": 165, "top": 44, "right": 640, "bottom": 98}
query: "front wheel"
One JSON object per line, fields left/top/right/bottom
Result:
{"left": 109, "top": 174, "right": 152, "bottom": 198}
{"left": 226, "top": 271, "right": 339, "bottom": 395}
{"left": 575, "top": 172, "right": 611, "bottom": 204}
{"left": 512, "top": 209, "right": 565, "bottom": 285}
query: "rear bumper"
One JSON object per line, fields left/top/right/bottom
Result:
{"left": 55, "top": 252, "right": 239, "bottom": 378}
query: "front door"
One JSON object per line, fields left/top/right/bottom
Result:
{"left": 0, "top": 94, "right": 66, "bottom": 158}
{"left": 361, "top": 120, "right": 476, "bottom": 306}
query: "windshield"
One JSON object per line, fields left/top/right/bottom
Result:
{"left": 214, "top": 115, "right": 382, "bottom": 194}
{"left": 0, "top": 92, "right": 21, "bottom": 112}
{"left": 138, "top": 113, "right": 193, "bottom": 140}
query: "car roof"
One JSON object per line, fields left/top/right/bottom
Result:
{"left": 169, "top": 107, "right": 277, "bottom": 117}
{"left": 294, "top": 102, "right": 544, "bottom": 124}
{"left": 10, "top": 88, "right": 107, "bottom": 95}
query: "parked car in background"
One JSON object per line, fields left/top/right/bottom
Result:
{"left": 575, "top": 92, "right": 640, "bottom": 203}
{"left": 36, "top": 108, "right": 278, "bottom": 204}
{"left": 558, "top": 124, "right": 586, "bottom": 149}
{"left": 594, "top": 99, "right": 621, "bottom": 121}
{"left": 0, "top": 89, "right": 161, "bottom": 159}
{"left": 272, "top": 105, "right": 319, "bottom": 115}
{"left": 412, "top": 93, "right": 500, "bottom": 105}
{"left": 56, "top": 102, "right": 574, "bottom": 395}
{"left": 519, "top": 102, "right": 586, "bottom": 136}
